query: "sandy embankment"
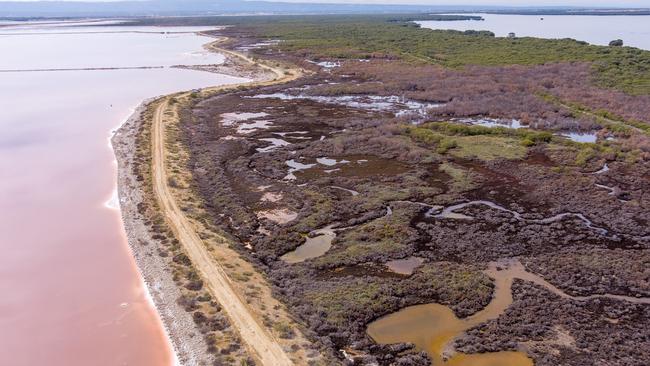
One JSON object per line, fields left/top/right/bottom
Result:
{"left": 112, "top": 38, "right": 276, "bottom": 365}
{"left": 113, "top": 99, "right": 212, "bottom": 365}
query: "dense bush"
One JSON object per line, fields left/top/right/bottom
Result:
{"left": 253, "top": 19, "right": 650, "bottom": 94}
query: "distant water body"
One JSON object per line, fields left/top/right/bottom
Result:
{"left": 417, "top": 14, "right": 650, "bottom": 51}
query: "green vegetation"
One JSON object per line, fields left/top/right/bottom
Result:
{"left": 293, "top": 189, "right": 336, "bottom": 231}
{"left": 251, "top": 18, "right": 650, "bottom": 94}
{"left": 439, "top": 162, "right": 478, "bottom": 192}
{"left": 305, "top": 281, "right": 385, "bottom": 327}
{"left": 355, "top": 183, "right": 412, "bottom": 211}
{"left": 540, "top": 92, "right": 650, "bottom": 135}
{"left": 316, "top": 207, "right": 417, "bottom": 267}
{"left": 452, "top": 135, "right": 528, "bottom": 160}
{"left": 304, "top": 262, "right": 493, "bottom": 327}
{"left": 436, "top": 138, "right": 458, "bottom": 154}
{"left": 408, "top": 263, "right": 493, "bottom": 306}
{"left": 574, "top": 146, "right": 598, "bottom": 166}
{"left": 402, "top": 122, "right": 552, "bottom": 160}
{"left": 421, "top": 122, "right": 554, "bottom": 143}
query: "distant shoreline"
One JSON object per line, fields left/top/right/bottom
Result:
{"left": 2, "top": 8, "right": 650, "bottom": 21}
{"left": 0, "top": 66, "right": 165, "bottom": 72}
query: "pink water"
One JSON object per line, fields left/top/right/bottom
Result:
{"left": 0, "top": 23, "right": 247, "bottom": 365}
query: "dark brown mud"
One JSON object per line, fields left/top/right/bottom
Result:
{"left": 177, "top": 33, "right": 650, "bottom": 366}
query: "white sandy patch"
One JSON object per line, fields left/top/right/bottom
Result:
{"left": 105, "top": 187, "right": 120, "bottom": 210}
{"left": 284, "top": 159, "right": 316, "bottom": 180}
{"left": 261, "top": 192, "right": 283, "bottom": 203}
{"left": 256, "top": 138, "right": 290, "bottom": 152}
{"left": 220, "top": 135, "right": 243, "bottom": 141}
{"left": 317, "top": 157, "right": 350, "bottom": 166}
{"left": 237, "top": 120, "right": 273, "bottom": 134}
{"left": 220, "top": 112, "right": 268, "bottom": 126}
{"left": 256, "top": 208, "right": 297, "bottom": 224}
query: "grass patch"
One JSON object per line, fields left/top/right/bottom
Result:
{"left": 403, "top": 122, "right": 545, "bottom": 160}
{"left": 423, "top": 122, "right": 553, "bottom": 143}
{"left": 407, "top": 262, "right": 494, "bottom": 310}
{"left": 451, "top": 135, "right": 528, "bottom": 160}
{"left": 439, "top": 162, "right": 477, "bottom": 192}
{"left": 305, "top": 281, "right": 386, "bottom": 327}
{"left": 540, "top": 92, "right": 650, "bottom": 136}
{"left": 304, "top": 262, "right": 493, "bottom": 327}
{"left": 316, "top": 207, "right": 417, "bottom": 267}
{"left": 272, "top": 321, "right": 295, "bottom": 339}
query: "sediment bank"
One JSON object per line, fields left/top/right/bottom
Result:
{"left": 111, "top": 34, "right": 270, "bottom": 365}
{"left": 113, "top": 31, "right": 317, "bottom": 365}
{"left": 113, "top": 99, "right": 212, "bottom": 365}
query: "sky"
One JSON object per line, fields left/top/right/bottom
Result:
{"left": 2, "top": 0, "right": 649, "bottom": 6}
{"left": 269, "top": 0, "right": 650, "bottom": 6}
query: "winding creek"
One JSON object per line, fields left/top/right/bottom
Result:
{"left": 426, "top": 200, "right": 611, "bottom": 237}
{"left": 280, "top": 195, "right": 625, "bottom": 265}
{"left": 594, "top": 163, "right": 610, "bottom": 174}
{"left": 367, "top": 261, "right": 533, "bottom": 366}
{"left": 277, "top": 193, "right": 648, "bottom": 364}
{"left": 280, "top": 205, "right": 394, "bottom": 263}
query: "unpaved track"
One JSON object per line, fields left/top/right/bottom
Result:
{"left": 151, "top": 38, "right": 302, "bottom": 366}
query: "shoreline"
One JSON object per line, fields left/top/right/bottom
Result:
{"left": 113, "top": 98, "right": 209, "bottom": 365}
{"left": 111, "top": 33, "right": 275, "bottom": 365}
{"left": 107, "top": 100, "right": 182, "bottom": 365}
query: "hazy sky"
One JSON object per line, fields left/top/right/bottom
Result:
{"left": 3, "top": 0, "right": 649, "bottom": 6}
{"left": 269, "top": 0, "right": 650, "bottom": 6}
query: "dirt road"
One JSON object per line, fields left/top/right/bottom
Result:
{"left": 151, "top": 39, "right": 303, "bottom": 365}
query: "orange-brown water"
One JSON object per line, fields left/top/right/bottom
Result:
{"left": 368, "top": 258, "right": 649, "bottom": 365}
{"left": 281, "top": 225, "right": 337, "bottom": 263}
{"left": 0, "top": 22, "right": 245, "bottom": 365}
{"left": 385, "top": 257, "right": 425, "bottom": 275}
{"left": 366, "top": 264, "right": 533, "bottom": 366}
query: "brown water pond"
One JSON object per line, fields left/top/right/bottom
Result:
{"left": 280, "top": 225, "right": 337, "bottom": 263}
{"left": 385, "top": 256, "right": 425, "bottom": 275}
{"left": 367, "top": 263, "right": 533, "bottom": 366}
{"left": 368, "top": 258, "right": 649, "bottom": 364}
